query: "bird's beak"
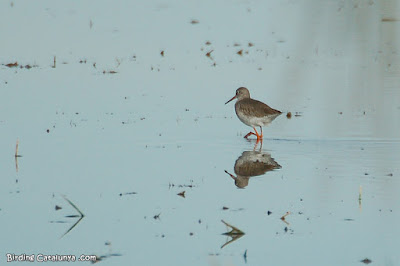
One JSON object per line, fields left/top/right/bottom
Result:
{"left": 224, "top": 170, "right": 236, "bottom": 180}
{"left": 225, "top": 95, "right": 236, "bottom": 105}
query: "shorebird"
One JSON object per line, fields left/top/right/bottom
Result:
{"left": 225, "top": 87, "right": 281, "bottom": 141}
{"left": 225, "top": 150, "right": 281, "bottom": 188}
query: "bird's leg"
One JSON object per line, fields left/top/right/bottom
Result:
{"left": 253, "top": 127, "right": 263, "bottom": 141}
{"left": 259, "top": 126, "right": 263, "bottom": 139}
{"left": 244, "top": 132, "right": 256, "bottom": 139}
{"left": 253, "top": 138, "right": 263, "bottom": 150}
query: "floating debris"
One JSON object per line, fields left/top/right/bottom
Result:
{"left": 222, "top": 206, "right": 229, "bottom": 210}
{"left": 280, "top": 211, "right": 290, "bottom": 225}
{"left": 382, "top": 18, "right": 398, "bottom": 22}
{"left": 153, "top": 213, "right": 161, "bottom": 220}
{"left": 119, "top": 192, "right": 137, "bottom": 197}
{"left": 294, "top": 112, "right": 302, "bottom": 117}
{"left": 5, "top": 62, "right": 18, "bottom": 68}
{"left": 59, "top": 195, "right": 85, "bottom": 238}
{"left": 15, "top": 139, "right": 22, "bottom": 158}
{"left": 160, "top": 50, "right": 164, "bottom": 57}
{"left": 190, "top": 19, "right": 199, "bottom": 24}
{"left": 237, "top": 49, "right": 243, "bottom": 56}
{"left": 360, "top": 258, "right": 372, "bottom": 264}
{"left": 205, "top": 41, "right": 211, "bottom": 45}
{"left": 221, "top": 220, "right": 244, "bottom": 236}
{"left": 243, "top": 250, "right": 247, "bottom": 263}
{"left": 177, "top": 191, "right": 185, "bottom": 198}
{"left": 286, "top": 112, "right": 292, "bottom": 119}
{"left": 206, "top": 50, "right": 214, "bottom": 59}
{"left": 248, "top": 42, "right": 254, "bottom": 47}
{"left": 55, "top": 205, "right": 62, "bottom": 211}
{"left": 91, "top": 253, "right": 122, "bottom": 264}
{"left": 221, "top": 220, "right": 245, "bottom": 249}
{"left": 103, "top": 70, "right": 118, "bottom": 74}
{"left": 267, "top": 210, "right": 272, "bottom": 215}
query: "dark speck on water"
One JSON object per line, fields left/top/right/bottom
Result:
{"left": 361, "top": 258, "right": 372, "bottom": 264}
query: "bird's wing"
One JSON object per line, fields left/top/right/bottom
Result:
{"left": 237, "top": 99, "right": 281, "bottom": 118}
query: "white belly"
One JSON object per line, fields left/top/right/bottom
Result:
{"left": 236, "top": 111, "right": 279, "bottom": 127}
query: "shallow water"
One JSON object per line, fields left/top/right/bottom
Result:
{"left": 1, "top": 0, "right": 400, "bottom": 265}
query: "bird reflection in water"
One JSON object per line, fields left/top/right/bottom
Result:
{"left": 225, "top": 149, "right": 281, "bottom": 188}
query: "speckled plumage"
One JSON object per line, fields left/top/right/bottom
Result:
{"left": 225, "top": 87, "right": 281, "bottom": 140}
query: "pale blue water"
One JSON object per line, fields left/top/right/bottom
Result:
{"left": 1, "top": 1, "right": 400, "bottom": 265}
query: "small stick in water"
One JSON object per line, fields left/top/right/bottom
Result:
{"left": 280, "top": 211, "right": 291, "bottom": 225}
{"left": 15, "top": 139, "right": 22, "bottom": 157}
{"left": 359, "top": 185, "right": 362, "bottom": 211}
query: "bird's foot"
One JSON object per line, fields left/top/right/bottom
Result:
{"left": 244, "top": 132, "right": 256, "bottom": 139}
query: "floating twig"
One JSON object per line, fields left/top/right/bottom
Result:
{"left": 280, "top": 211, "right": 291, "bottom": 225}
{"left": 15, "top": 139, "right": 22, "bottom": 157}
{"left": 221, "top": 220, "right": 245, "bottom": 248}
{"left": 62, "top": 195, "right": 84, "bottom": 217}
{"left": 59, "top": 195, "right": 85, "bottom": 238}
{"left": 206, "top": 50, "right": 214, "bottom": 59}
{"left": 221, "top": 220, "right": 244, "bottom": 236}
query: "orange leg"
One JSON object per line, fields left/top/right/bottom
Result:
{"left": 244, "top": 132, "right": 256, "bottom": 139}
{"left": 244, "top": 127, "right": 264, "bottom": 140}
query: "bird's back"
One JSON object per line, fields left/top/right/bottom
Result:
{"left": 235, "top": 98, "right": 281, "bottom": 118}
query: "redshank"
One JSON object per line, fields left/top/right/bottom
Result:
{"left": 225, "top": 87, "right": 281, "bottom": 140}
